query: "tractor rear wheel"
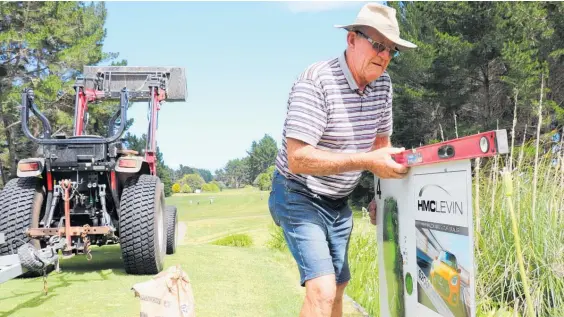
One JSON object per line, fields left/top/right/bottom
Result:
{"left": 0, "top": 177, "right": 44, "bottom": 256}
{"left": 119, "top": 174, "right": 166, "bottom": 275}
{"left": 165, "top": 205, "right": 178, "bottom": 255}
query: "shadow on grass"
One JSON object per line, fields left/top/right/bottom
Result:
{"left": 0, "top": 274, "right": 74, "bottom": 317}
{"left": 55, "top": 244, "right": 127, "bottom": 276}
{"left": 0, "top": 245, "right": 133, "bottom": 316}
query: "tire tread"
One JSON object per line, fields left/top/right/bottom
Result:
{"left": 0, "top": 177, "right": 41, "bottom": 256}
{"left": 119, "top": 174, "right": 164, "bottom": 275}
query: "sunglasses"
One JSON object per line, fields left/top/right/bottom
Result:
{"left": 355, "top": 31, "right": 399, "bottom": 57}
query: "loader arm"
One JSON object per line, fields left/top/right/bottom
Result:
{"left": 145, "top": 84, "right": 167, "bottom": 175}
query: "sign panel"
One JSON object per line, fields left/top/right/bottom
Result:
{"left": 375, "top": 130, "right": 509, "bottom": 317}
{"left": 376, "top": 160, "right": 474, "bottom": 317}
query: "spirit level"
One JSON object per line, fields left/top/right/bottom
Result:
{"left": 375, "top": 129, "right": 509, "bottom": 317}
{"left": 391, "top": 130, "right": 509, "bottom": 167}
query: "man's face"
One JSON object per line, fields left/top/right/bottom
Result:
{"left": 347, "top": 26, "right": 397, "bottom": 84}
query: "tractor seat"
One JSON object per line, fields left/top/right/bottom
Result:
{"left": 117, "top": 149, "right": 139, "bottom": 155}
{"left": 68, "top": 135, "right": 104, "bottom": 139}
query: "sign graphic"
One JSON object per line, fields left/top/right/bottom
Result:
{"left": 375, "top": 130, "right": 508, "bottom": 317}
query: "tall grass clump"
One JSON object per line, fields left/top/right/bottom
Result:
{"left": 212, "top": 233, "right": 253, "bottom": 248}
{"left": 266, "top": 223, "right": 288, "bottom": 252}
{"left": 475, "top": 137, "right": 564, "bottom": 317}
{"left": 346, "top": 221, "right": 380, "bottom": 317}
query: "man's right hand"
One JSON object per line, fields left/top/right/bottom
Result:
{"left": 364, "top": 147, "right": 409, "bottom": 179}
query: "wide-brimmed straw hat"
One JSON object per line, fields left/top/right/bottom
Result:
{"left": 334, "top": 3, "right": 417, "bottom": 51}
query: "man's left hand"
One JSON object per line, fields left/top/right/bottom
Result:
{"left": 368, "top": 198, "right": 377, "bottom": 225}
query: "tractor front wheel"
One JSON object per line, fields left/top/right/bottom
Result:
{"left": 119, "top": 174, "right": 166, "bottom": 275}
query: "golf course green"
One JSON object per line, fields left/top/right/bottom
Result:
{"left": 0, "top": 187, "right": 366, "bottom": 317}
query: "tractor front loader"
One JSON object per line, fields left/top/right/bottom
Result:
{"left": 0, "top": 66, "right": 186, "bottom": 282}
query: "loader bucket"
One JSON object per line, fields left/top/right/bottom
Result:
{"left": 82, "top": 66, "right": 187, "bottom": 101}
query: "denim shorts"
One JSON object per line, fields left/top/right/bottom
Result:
{"left": 268, "top": 170, "right": 353, "bottom": 287}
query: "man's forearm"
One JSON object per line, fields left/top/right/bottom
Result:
{"left": 289, "top": 146, "right": 369, "bottom": 176}
{"left": 372, "top": 135, "right": 391, "bottom": 150}
{"left": 287, "top": 139, "right": 369, "bottom": 176}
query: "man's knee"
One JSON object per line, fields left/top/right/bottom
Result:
{"left": 305, "top": 274, "right": 337, "bottom": 306}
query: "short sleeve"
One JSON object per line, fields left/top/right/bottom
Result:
{"left": 284, "top": 79, "right": 328, "bottom": 146}
{"left": 377, "top": 80, "right": 393, "bottom": 136}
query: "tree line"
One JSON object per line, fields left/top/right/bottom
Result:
{"left": 211, "top": 2, "right": 564, "bottom": 209}
{"left": 3, "top": 2, "right": 563, "bottom": 207}
{"left": 212, "top": 134, "right": 278, "bottom": 191}
{"left": 0, "top": 2, "right": 134, "bottom": 183}
{"left": 0, "top": 2, "right": 176, "bottom": 198}
{"left": 351, "top": 1, "right": 564, "bottom": 208}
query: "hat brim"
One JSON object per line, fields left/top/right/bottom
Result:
{"left": 334, "top": 23, "right": 417, "bottom": 51}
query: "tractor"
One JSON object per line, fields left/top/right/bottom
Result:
{"left": 0, "top": 66, "right": 186, "bottom": 278}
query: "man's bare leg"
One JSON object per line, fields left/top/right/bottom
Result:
{"left": 301, "top": 274, "right": 337, "bottom": 317}
{"left": 331, "top": 281, "right": 349, "bottom": 317}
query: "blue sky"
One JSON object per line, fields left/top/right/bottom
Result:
{"left": 100, "top": 1, "right": 371, "bottom": 173}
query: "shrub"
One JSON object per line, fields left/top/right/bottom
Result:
{"left": 256, "top": 166, "right": 276, "bottom": 191}
{"left": 266, "top": 223, "right": 288, "bottom": 252}
{"left": 202, "top": 182, "right": 220, "bottom": 192}
{"left": 210, "top": 180, "right": 225, "bottom": 191}
{"left": 172, "top": 183, "right": 181, "bottom": 194}
{"left": 181, "top": 184, "right": 192, "bottom": 193}
{"left": 180, "top": 173, "right": 205, "bottom": 191}
{"left": 211, "top": 233, "right": 253, "bottom": 248}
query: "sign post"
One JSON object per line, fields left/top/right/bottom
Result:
{"left": 375, "top": 130, "right": 509, "bottom": 317}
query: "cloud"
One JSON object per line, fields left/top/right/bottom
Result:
{"left": 284, "top": 1, "right": 366, "bottom": 14}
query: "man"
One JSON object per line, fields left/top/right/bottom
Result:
{"left": 268, "top": 3, "right": 417, "bottom": 317}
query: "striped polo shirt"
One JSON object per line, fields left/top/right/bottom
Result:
{"left": 274, "top": 51, "right": 393, "bottom": 199}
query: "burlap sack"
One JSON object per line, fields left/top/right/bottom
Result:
{"left": 132, "top": 265, "right": 195, "bottom": 317}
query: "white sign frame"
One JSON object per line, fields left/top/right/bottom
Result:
{"left": 376, "top": 159, "right": 475, "bottom": 317}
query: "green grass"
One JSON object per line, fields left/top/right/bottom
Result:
{"left": 346, "top": 218, "right": 380, "bottom": 316}
{"left": 0, "top": 187, "right": 364, "bottom": 317}
{"left": 6, "top": 158, "right": 557, "bottom": 317}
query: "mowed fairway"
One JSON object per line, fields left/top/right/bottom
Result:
{"left": 0, "top": 187, "right": 365, "bottom": 317}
